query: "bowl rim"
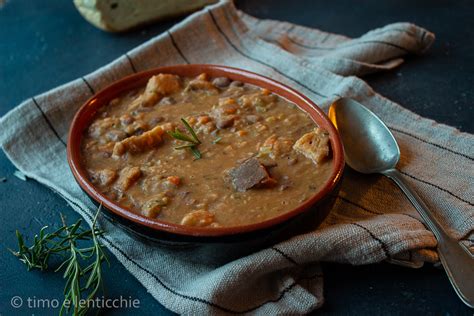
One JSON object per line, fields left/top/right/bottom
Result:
{"left": 67, "top": 64, "right": 344, "bottom": 237}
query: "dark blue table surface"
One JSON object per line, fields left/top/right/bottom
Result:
{"left": 0, "top": 0, "right": 472, "bottom": 315}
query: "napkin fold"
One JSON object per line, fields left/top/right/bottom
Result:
{"left": 1, "top": 0, "right": 473, "bottom": 314}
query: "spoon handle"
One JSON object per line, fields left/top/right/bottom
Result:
{"left": 382, "top": 168, "right": 474, "bottom": 308}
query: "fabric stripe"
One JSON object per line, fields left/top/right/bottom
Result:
{"left": 320, "top": 33, "right": 330, "bottom": 44}
{"left": 337, "top": 196, "right": 423, "bottom": 224}
{"left": 272, "top": 247, "right": 298, "bottom": 265}
{"left": 400, "top": 171, "right": 473, "bottom": 206}
{"left": 81, "top": 77, "right": 95, "bottom": 94}
{"left": 125, "top": 53, "right": 138, "bottom": 73}
{"left": 31, "top": 98, "right": 66, "bottom": 146}
{"left": 352, "top": 222, "right": 391, "bottom": 258}
{"left": 287, "top": 37, "right": 413, "bottom": 54}
{"left": 167, "top": 31, "right": 190, "bottom": 64}
{"left": 207, "top": 9, "right": 327, "bottom": 99}
{"left": 367, "top": 28, "right": 418, "bottom": 39}
{"left": 282, "top": 22, "right": 417, "bottom": 44}
{"left": 337, "top": 196, "right": 382, "bottom": 215}
{"left": 390, "top": 126, "right": 474, "bottom": 161}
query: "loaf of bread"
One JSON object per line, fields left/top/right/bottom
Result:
{"left": 74, "top": 0, "right": 217, "bottom": 32}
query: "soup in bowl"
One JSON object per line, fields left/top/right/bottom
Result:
{"left": 68, "top": 65, "right": 344, "bottom": 240}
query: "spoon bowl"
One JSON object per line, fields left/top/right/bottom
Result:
{"left": 328, "top": 98, "right": 399, "bottom": 173}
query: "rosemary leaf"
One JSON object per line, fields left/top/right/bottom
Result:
{"left": 174, "top": 144, "right": 197, "bottom": 150}
{"left": 181, "top": 118, "right": 201, "bottom": 144}
{"left": 167, "top": 129, "right": 197, "bottom": 144}
{"left": 190, "top": 146, "right": 202, "bottom": 160}
{"left": 212, "top": 136, "right": 222, "bottom": 144}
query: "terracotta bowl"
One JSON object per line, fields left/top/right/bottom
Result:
{"left": 67, "top": 64, "right": 344, "bottom": 247}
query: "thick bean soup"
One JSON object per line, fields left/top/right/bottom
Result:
{"left": 81, "top": 73, "right": 333, "bottom": 227}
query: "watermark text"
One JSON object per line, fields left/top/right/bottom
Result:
{"left": 10, "top": 295, "right": 140, "bottom": 310}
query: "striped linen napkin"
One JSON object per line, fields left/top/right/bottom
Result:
{"left": 1, "top": 0, "right": 473, "bottom": 314}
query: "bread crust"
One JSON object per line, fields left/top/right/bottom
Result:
{"left": 73, "top": 0, "right": 216, "bottom": 32}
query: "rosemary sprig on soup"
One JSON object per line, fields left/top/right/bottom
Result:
{"left": 82, "top": 73, "right": 332, "bottom": 227}
{"left": 167, "top": 118, "right": 202, "bottom": 159}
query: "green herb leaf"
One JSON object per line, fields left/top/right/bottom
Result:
{"left": 181, "top": 118, "right": 201, "bottom": 144}
{"left": 174, "top": 144, "right": 197, "bottom": 150}
{"left": 167, "top": 129, "right": 197, "bottom": 144}
{"left": 212, "top": 136, "right": 222, "bottom": 144}
{"left": 190, "top": 146, "right": 202, "bottom": 160}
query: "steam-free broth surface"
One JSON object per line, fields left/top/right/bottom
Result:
{"left": 81, "top": 73, "right": 333, "bottom": 227}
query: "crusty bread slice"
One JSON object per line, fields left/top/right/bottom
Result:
{"left": 293, "top": 127, "right": 331, "bottom": 165}
{"left": 74, "top": 0, "right": 216, "bottom": 32}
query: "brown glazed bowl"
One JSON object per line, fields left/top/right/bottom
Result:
{"left": 67, "top": 64, "right": 344, "bottom": 249}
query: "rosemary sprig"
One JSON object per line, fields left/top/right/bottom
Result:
{"left": 167, "top": 118, "right": 202, "bottom": 159}
{"left": 10, "top": 209, "right": 108, "bottom": 316}
{"left": 83, "top": 212, "right": 109, "bottom": 303}
{"left": 180, "top": 118, "right": 200, "bottom": 144}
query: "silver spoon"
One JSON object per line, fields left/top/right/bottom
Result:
{"left": 329, "top": 97, "right": 474, "bottom": 308}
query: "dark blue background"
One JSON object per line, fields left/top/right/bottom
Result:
{"left": 0, "top": 0, "right": 472, "bottom": 315}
